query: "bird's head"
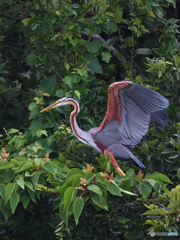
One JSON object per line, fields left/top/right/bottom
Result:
{"left": 40, "top": 97, "right": 75, "bottom": 113}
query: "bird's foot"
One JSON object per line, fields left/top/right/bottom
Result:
{"left": 116, "top": 167, "right": 125, "bottom": 176}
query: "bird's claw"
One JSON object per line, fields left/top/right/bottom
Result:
{"left": 116, "top": 167, "right": 125, "bottom": 176}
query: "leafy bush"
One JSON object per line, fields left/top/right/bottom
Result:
{"left": 0, "top": 0, "right": 180, "bottom": 239}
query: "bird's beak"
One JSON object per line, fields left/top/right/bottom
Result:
{"left": 40, "top": 102, "right": 59, "bottom": 113}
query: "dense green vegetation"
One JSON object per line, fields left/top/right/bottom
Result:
{"left": 0, "top": 0, "right": 180, "bottom": 239}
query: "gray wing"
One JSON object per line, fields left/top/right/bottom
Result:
{"left": 95, "top": 82, "right": 169, "bottom": 148}
{"left": 150, "top": 109, "right": 169, "bottom": 128}
{"left": 118, "top": 83, "right": 169, "bottom": 146}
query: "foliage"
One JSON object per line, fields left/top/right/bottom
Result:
{"left": 144, "top": 185, "right": 180, "bottom": 233}
{"left": 0, "top": 142, "right": 176, "bottom": 239}
{"left": 0, "top": 0, "right": 180, "bottom": 239}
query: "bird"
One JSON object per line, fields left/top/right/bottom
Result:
{"left": 40, "top": 81, "right": 169, "bottom": 176}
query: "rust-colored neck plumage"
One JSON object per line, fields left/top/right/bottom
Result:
{"left": 67, "top": 99, "right": 81, "bottom": 138}
{"left": 66, "top": 98, "right": 102, "bottom": 153}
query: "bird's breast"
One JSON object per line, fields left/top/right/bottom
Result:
{"left": 94, "top": 141, "right": 107, "bottom": 151}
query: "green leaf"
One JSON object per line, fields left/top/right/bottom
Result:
{"left": 64, "top": 75, "right": 73, "bottom": 88}
{"left": 91, "top": 194, "right": 108, "bottom": 210}
{"left": 10, "top": 192, "right": 20, "bottom": 213}
{"left": 85, "top": 39, "right": 102, "bottom": 53}
{"left": 25, "top": 181, "right": 34, "bottom": 191}
{"left": 72, "top": 174, "right": 84, "bottom": 187}
{"left": 161, "top": 148, "right": 172, "bottom": 154}
{"left": 73, "top": 197, "right": 84, "bottom": 225}
{"left": 106, "top": 21, "right": 117, "bottom": 32}
{"left": 153, "top": 48, "right": 162, "bottom": 55}
{"left": 171, "top": 35, "right": 179, "bottom": 49}
{"left": 70, "top": 139, "right": 76, "bottom": 148}
{"left": 85, "top": 54, "right": 103, "bottom": 74}
{"left": 0, "top": 200, "right": 11, "bottom": 221}
{"left": 126, "top": 169, "right": 135, "bottom": 178}
{"left": 155, "top": 8, "right": 164, "bottom": 18}
{"left": 146, "top": 179, "right": 157, "bottom": 187}
{"left": 96, "top": 173, "right": 108, "bottom": 185}
{"left": 74, "top": 90, "right": 81, "bottom": 99}
{"left": 0, "top": 162, "right": 14, "bottom": 170}
{"left": 114, "top": 175, "right": 129, "bottom": 182}
{"left": 34, "top": 96, "right": 43, "bottom": 104}
{"left": 173, "top": 55, "right": 180, "bottom": 68}
{"left": 170, "top": 0, "right": 176, "bottom": 8}
{"left": 138, "top": 181, "right": 152, "bottom": 199}
{"left": 69, "top": 38, "right": 79, "bottom": 46}
{"left": 146, "top": 172, "right": 173, "bottom": 184}
{"left": 64, "top": 187, "right": 76, "bottom": 211}
{"left": 0, "top": 184, "right": 5, "bottom": 199}
{"left": 66, "top": 168, "right": 82, "bottom": 179}
{"left": 107, "top": 181, "right": 122, "bottom": 196}
{"left": 29, "top": 117, "right": 44, "bottom": 136}
{"left": 5, "top": 183, "right": 15, "bottom": 204}
{"left": 87, "top": 184, "right": 102, "bottom": 196}
{"left": 77, "top": 67, "right": 86, "bottom": 76}
{"left": 8, "top": 128, "right": 19, "bottom": 134}
{"left": 21, "top": 195, "right": 30, "bottom": 209}
{"left": 169, "top": 152, "right": 179, "bottom": 159}
{"left": 28, "top": 189, "right": 36, "bottom": 203}
{"left": 101, "top": 51, "right": 111, "bottom": 63}
{"left": 103, "top": 153, "right": 111, "bottom": 173}
{"left": 56, "top": 89, "right": 64, "bottom": 97}
{"left": 65, "top": 174, "right": 81, "bottom": 185}
{"left": 40, "top": 130, "right": 48, "bottom": 137}
{"left": 11, "top": 157, "right": 28, "bottom": 166}
{"left": 4, "top": 172, "right": 14, "bottom": 183}
{"left": 17, "top": 177, "right": 25, "bottom": 189}
{"left": 85, "top": 172, "right": 94, "bottom": 184}
{"left": 120, "top": 188, "right": 138, "bottom": 196}
{"left": 64, "top": 62, "right": 70, "bottom": 71}
{"left": 27, "top": 53, "right": 38, "bottom": 65}
{"left": 22, "top": 18, "right": 31, "bottom": 27}
{"left": 143, "top": 208, "right": 166, "bottom": 216}
{"left": 16, "top": 162, "right": 33, "bottom": 173}
{"left": 43, "top": 161, "right": 56, "bottom": 174}
{"left": 15, "top": 137, "right": 24, "bottom": 149}
{"left": 39, "top": 75, "right": 58, "bottom": 95}
{"left": 59, "top": 204, "right": 70, "bottom": 227}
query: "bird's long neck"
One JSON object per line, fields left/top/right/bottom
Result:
{"left": 68, "top": 98, "right": 102, "bottom": 153}
{"left": 68, "top": 99, "right": 86, "bottom": 143}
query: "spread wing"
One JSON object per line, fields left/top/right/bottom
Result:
{"left": 98, "top": 81, "right": 169, "bottom": 147}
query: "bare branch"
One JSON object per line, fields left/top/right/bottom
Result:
{"left": 116, "top": 197, "right": 168, "bottom": 210}
{"left": 14, "top": 42, "right": 29, "bottom": 47}
{"left": 0, "top": 12, "right": 23, "bottom": 21}
{"left": 83, "top": 31, "right": 127, "bottom": 65}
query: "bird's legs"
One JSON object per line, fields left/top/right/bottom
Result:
{"left": 104, "top": 150, "right": 125, "bottom": 176}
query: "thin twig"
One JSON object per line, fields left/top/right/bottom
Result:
{"left": 0, "top": 12, "right": 23, "bottom": 21}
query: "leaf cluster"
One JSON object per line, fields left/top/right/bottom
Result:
{"left": 0, "top": 0, "right": 180, "bottom": 239}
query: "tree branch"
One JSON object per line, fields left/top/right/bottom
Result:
{"left": 0, "top": 12, "right": 23, "bottom": 21}
{"left": 83, "top": 31, "right": 127, "bottom": 65}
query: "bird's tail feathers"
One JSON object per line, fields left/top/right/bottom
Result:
{"left": 131, "top": 155, "right": 145, "bottom": 169}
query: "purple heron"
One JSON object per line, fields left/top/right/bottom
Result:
{"left": 40, "top": 81, "right": 169, "bottom": 176}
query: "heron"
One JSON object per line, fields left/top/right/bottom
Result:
{"left": 40, "top": 81, "right": 169, "bottom": 176}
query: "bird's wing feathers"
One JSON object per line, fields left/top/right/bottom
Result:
{"left": 98, "top": 81, "right": 169, "bottom": 147}
{"left": 150, "top": 109, "right": 169, "bottom": 128}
